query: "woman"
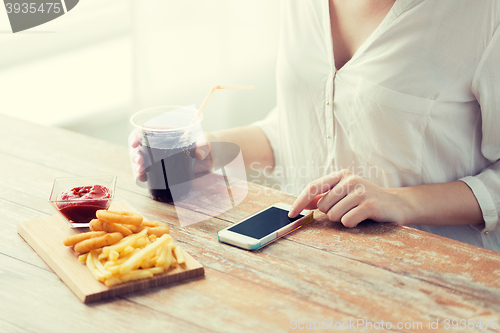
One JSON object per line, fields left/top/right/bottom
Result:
{"left": 133, "top": 0, "right": 500, "bottom": 251}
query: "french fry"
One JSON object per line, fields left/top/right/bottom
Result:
{"left": 102, "top": 229, "right": 147, "bottom": 257}
{"left": 97, "top": 210, "right": 143, "bottom": 226}
{"left": 63, "top": 231, "right": 106, "bottom": 247}
{"left": 142, "top": 221, "right": 163, "bottom": 227}
{"left": 104, "top": 277, "right": 122, "bottom": 287}
{"left": 156, "top": 242, "right": 168, "bottom": 267}
{"left": 78, "top": 253, "right": 88, "bottom": 262}
{"left": 120, "top": 270, "right": 153, "bottom": 283}
{"left": 101, "top": 221, "right": 133, "bottom": 237}
{"left": 133, "top": 237, "right": 150, "bottom": 248}
{"left": 106, "top": 265, "right": 121, "bottom": 275}
{"left": 86, "top": 250, "right": 105, "bottom": 282}
{"left": 104, "top": 260, "right": 117, "bottom": 268}
{"left": 76, "top": 213, "right": 188, "bottom": 287}
{"left": 143, "top": 267, "right": 164, "bottom": 275}
{"left": 151, "top": 247, "right": 162, "bottom": 264}
{"left": 124, "top": 224, "right": 145, "bottom": 233}
{"left": 119, "top": 234, "right": 169, "bottom": 275}
{"left": 89, "top": 219, "right": 104, "bottom": 231}
{"left": 92, "top": 250, "right": 112, "bottom": 279}
{"left": 117, "top": 248, "right": 141, "bottom": 263}
{"left": 123, "top": 245, "right": 135, "bottom": 255}
{"left": 140, "top": 257, "right": 153, "bottom": 269}
{"left": 147, "top": 226, "right": 170, "bottom": 237}
{"left": 174, "top": 246, "right": 185, "bottom": 265}
{"left": 74, "top": 232, "right": 123, "bottom": 254}
{"left": 164, "top": 243, "right": 173, "bottom": 270}
{"left": 109, "top": 250, "right": 119, "bottom": 262}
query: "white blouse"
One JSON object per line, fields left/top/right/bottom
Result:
{"left": 254, "top": 0, "right": 500, "bottom": 251}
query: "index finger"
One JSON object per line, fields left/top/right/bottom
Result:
{"left": 128, "top": 128, "right": 143, "bottom": 149}
{"left": 195, "top": 133, "right": 211, "bottom": 161}
{"left": 288, "top": 172, "right": 343, "bottom": 218}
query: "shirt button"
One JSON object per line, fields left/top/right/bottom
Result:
{"left": 326, "top": 102, "right": 330, "bottom": 105}
{"left": 327, "top": 135, "right": 332, "bottom": 139}
{"left": 485, "top": 231, "right": 489, "bottom": 235}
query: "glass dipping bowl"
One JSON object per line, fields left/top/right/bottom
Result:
{"left": 48, "top": 175, "right": 117, "bottom": 228}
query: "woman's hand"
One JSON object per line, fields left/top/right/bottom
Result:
{"left": 288, "top": 169, "right": 411, "bottom": 227}
{"left": 128, "top": 129, "right": 149, "bottom": 182}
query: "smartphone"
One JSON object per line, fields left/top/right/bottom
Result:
{"left": 217, "top": 202, "right": 314, "bottom": 250}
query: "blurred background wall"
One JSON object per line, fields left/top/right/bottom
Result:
{"left": 0, "top": 0, "right": 281, "bottom": 147}
{"left": 0, "top": 0, "right": 133, "bottom": 141}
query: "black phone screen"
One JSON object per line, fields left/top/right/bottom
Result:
{"left": 228, "top": 207, "right": 304, "bottom": 240}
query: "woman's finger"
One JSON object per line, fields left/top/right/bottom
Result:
{"left": 317, "top": 174, "right": 363, "bottom": 213}
{"left": 324, "top": 191, "right": 363, "bottom": 223}
{"left": 289, "top": 170, "right": 352, "bottom": 218}
{"left": 317, "top": 177, "right": 350, "bottom": 213}
{"left": 129, "top": 128, "right": 143, "bottom": 149}
{"left": 303, "top": 193, "right": 327, "bottom": 211}
{"left": 195, "top": 145, "right": 210, "bottom": 160}
{"left": 339, "top": 204, "right": 371, "bottom": 228}
{"left": 195, "top": 134, "right": 211, "bottom": 160}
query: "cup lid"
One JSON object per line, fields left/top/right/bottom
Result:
{"left": 130, "top": 105, "right": 203, "bottom": 132}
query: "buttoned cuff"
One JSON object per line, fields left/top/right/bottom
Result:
{"left": 460, "top": 176, "right": 500, "bottom": 233}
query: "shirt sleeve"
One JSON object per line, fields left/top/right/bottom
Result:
{"left": 462, "top": 25, "right": 500, "bottom": 233}
{"left": 250, "top": 106, "right": 282, "bottom": 170}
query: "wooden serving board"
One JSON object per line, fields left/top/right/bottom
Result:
{"left": 17, "top": 200, "right": 205, "bottom": 303}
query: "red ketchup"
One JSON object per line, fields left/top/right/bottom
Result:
{"left": 56, "top": 185, "right": 112, "bottom": 223}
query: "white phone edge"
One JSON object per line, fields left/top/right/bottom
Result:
{"left": 217, "top": 202, "right": 314, "bottom": 250}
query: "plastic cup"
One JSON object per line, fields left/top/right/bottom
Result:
{"left": 130, "top": 105, "right": 203, "bottom": 202}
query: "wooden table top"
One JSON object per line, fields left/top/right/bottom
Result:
{"left": 1, "top": 114, "right": 499, "bottom": 333}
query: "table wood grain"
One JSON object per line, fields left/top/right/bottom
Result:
{"left": 1, "top": 114, "right": 499, "bottom": 333}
